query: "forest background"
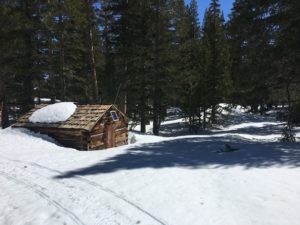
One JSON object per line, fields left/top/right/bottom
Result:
{"left": 1, "top": 0, "right": 299, "bottom": 138}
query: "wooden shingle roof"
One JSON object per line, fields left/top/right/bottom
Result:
{"left": 13, "top": 104, "right": 123, "bottom": 131}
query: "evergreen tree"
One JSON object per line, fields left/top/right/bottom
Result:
{"left": 271, "top": 0, "right": 300, "bottom": 141}
{"left": 100, "top": 0, "right": 174, "bottom": 135}
{"left": 43, "top": 0, "right": 99, "bottom": 103}
{"left": 85, "top": 0, "right": 100, "bottom": 103}
{"left": 0, "top": 0, "right": 45, "bottom": 114}
{"left": 99, "top": 1, "right": 153, "bottom": 133}
{"left": 149, "top": 0, "right": 173, "bottom": 135}
{"left": 201, "top": 0, "right": 232, "bottom": 123}
{"left": 227, "top": 0, "right": 274, "bottom": 112}
{"left": 170, "top": 0, "right": 202, "bottom": 132}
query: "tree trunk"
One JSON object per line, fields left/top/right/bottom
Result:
{"left": 89, "top": 28, "right": 99, "bottom": 103}
{"left": 251, "top": 104, "right": 258, "bottom": 113}
{"left": 152, "top": 0, "right": 161, "bottom": 136}
{"left": 211, "top": 104, "right": 216, "bottom": 123}
{"left": 58, "top": 5, "right": 65, "bottom": 101}
{"left": 283, "top": 80, "right": 295, "bottom": 142}
{"left": 286, "top": 82, "right": 291, "bottom": 125}
{"left": 23, "top": 73, "right": 34, "bottom": 111}
{"left": 123, "top": 91, "right": 127, "bottom": 114}
{"left": 153, "top": 115, "right": 159, "bottom": 135}
{"left": 153, "top": 100, "right": 161, "bottom": 136}
{"left": 22, "top": 0, "right": 34, "bottom": 112}
{"left": 203, "top": 108, "right": 207, "bottom": 129}
{"left": 87, "top": 0, "right": 99, "bottom": 103}
{"left": 60, "top": 32, "right": 65, "bottom": 101}
{"left": 140, "top": 100, "right": 146, "bottom": 133}
{"left": 48, "top": 29, "right": 56, "bottom": 103}
{"left": 140, "top": 56, "right": 146, "bottom": 133}
{"left": 1, "top": 97, "right": 9, "bottom": 129}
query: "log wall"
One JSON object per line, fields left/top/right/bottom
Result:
{"left": 30, "top": 127, "right": 88, "bottom": 150}
{"left": 17, "top": 108, "right": 128, "bottom": 151}
{"left": 88, "top": 110, "right": 128, "bottom": 150}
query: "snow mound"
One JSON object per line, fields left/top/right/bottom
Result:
{"left": 218, "top": 103, "right": 248, "bottom": 115}
{"left": 29, "top": 102, "right": 77, "bottom": 123}
{"left": 129, "top": 132, "right": 168, "bottom": 144}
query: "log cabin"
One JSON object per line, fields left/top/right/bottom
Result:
{"left": 13, "top": 104, "right": 128, "bottom": 150}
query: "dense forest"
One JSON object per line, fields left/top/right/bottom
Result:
{"left": 0, "top": 0, "right": 300, "bottom": 139}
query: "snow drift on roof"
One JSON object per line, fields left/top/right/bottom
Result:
{"left": 29, "top": 102, "right": 77, "bottom": 123}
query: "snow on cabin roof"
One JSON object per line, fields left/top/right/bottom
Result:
{"left": 29, "top": 102, "right": 77, "bottom": 123}
{"left": 13, "top": 104, "right": 125, "bottom": 131}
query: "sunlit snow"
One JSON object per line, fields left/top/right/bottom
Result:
{"left": 1, "top": 106, "right": 300, "bottom": 225}
{"left": 29, "top": 102, "right": 77, "bottom": 123}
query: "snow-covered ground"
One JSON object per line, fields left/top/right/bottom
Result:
{"left": 0, "top": 108, "right": 300, "bottom": 225}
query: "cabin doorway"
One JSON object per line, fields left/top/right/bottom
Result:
{"left": 105, "top": 122, "right": 115, "bottom": 148}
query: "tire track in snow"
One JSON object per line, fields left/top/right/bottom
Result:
{"left": 2, "top": 158, "right": 168, "bottom": 225}
{"left": 0, "top": 171, "right": 86, "bottom": 225}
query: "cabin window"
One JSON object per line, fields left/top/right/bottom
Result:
{"left": 110, "top": 111, "right": 119, "bottom": 121}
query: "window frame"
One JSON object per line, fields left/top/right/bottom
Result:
{"left": 110, "top": 111, "right": 119, "bottom": 121}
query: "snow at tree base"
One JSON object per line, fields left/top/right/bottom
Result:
{"left": 29, "top": 102, "right": 77, "bottom": 123}
{"left": 1, "top": 106, "right": 300, "bottom": 225}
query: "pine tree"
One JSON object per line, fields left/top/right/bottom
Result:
{"left": 1, "top": 0, "right": 102, "bottom": 119}
{"left": 148, "top": 0, "right": 174, "bottom": 135}
{"left": 201, "top": 0, "right": 232, "bottom": 123}
{"left": 98, "top": 0, "right": 132, "bottom": 107}
{"left": 85, "top": 0, "right": 100, "bottom": 103}
{"left": 43, "top": 0, "right": 96, "bottom": 103}
{"left": 0, "top": 2, "right": 22, "bottom": 108}
{"left": 271, "top": 0, "right": 300, "bottom": 141}
{"left": 170, "top": 0, "right": 202, "bottom": 132}
{"left": 101, "top": 1, "right": 177, "bottom": 135}
{"left": 99, "top": 1, "right": 153, "bottom": 133}
{"left": 0, "top": 1, "right": 46, "bottom": 114}
{"left": 227, "top": 0, "right": 274, "bottom": 112}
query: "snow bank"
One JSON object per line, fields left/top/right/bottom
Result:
{"left": 34, "top": 97, "right": 61, "bottom": 103}
{"left": 218, "top": 103, "right": 248, "bottom": 115}
{"left": 129, "top": 132, "right": 168, "bottom": 144}
{"left": 29, "top": 102, "right": 77, "bottom": 123}
{"left": 1, "top": 109, "right": 300, "bottom": 225}
{"left": 220, "top": 122, "right": 282, "bottom": 132}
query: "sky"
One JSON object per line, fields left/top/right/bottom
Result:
{"left": 185, "top": 0, "right": 235, "bottom": 22}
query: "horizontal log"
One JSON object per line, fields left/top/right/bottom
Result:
{"left": 90, "top": 146, "right": 106, "bottom": 151}
{"left": 89, "top": 142, "right": 105, "bottom": 150}
{"left": 57, "top": 141, "right": 87, "bottom": 150}
{"left": 115, "top": 127, "right": 127, "bottom": 132}
{"left": 91, "top": 129, "right": 104, "bottom": 135}
{"left": 54, "top": 137, "right": 83, "bottom": 143}
{"left": 56, "top": 139, "right": 86, "bottom": 147}
{"left": 53, "top": 133, "right": 85, "bottom": 140}
{"left": 92, "top": 123, "right": 104, "bottom": 131}
{"left": 115, "top": 132, "right": 127, "bottom": 137}
{"left": 116, "top": 138, "right": 127, "bottom": 144}
{"left": 115, "top": 141, "right": 127, "bottom": 147}
{"left": 91, "top": 133, "right": 104, "bottom": 139}
{"left": 91, "top": 138, "right": 105, "bottom": 146}
{"left": 35, "top": 128, "right": 83, "bottom": 136}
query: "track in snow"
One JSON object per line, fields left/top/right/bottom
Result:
{"left": 0, "top": 157, "right": 168, "bottom": 225}
{"left": 0, "top": 171, "right": 86, "bottom": 225}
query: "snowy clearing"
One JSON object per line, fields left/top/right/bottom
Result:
{"left": 29, "top": 102, "right": 77, "bottom": 123}
{"left": 1, "top": 110, "right": 300, "bottom": 225}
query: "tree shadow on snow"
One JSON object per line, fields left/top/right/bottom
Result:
{"left": 55, "top": 136, "right": 300, "bottom": 179}
{"left": 158, "top": 117, "right": 283, "bottom": 137}
{"left": 213, "top": 124, "right": 284, "bottom": 136}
